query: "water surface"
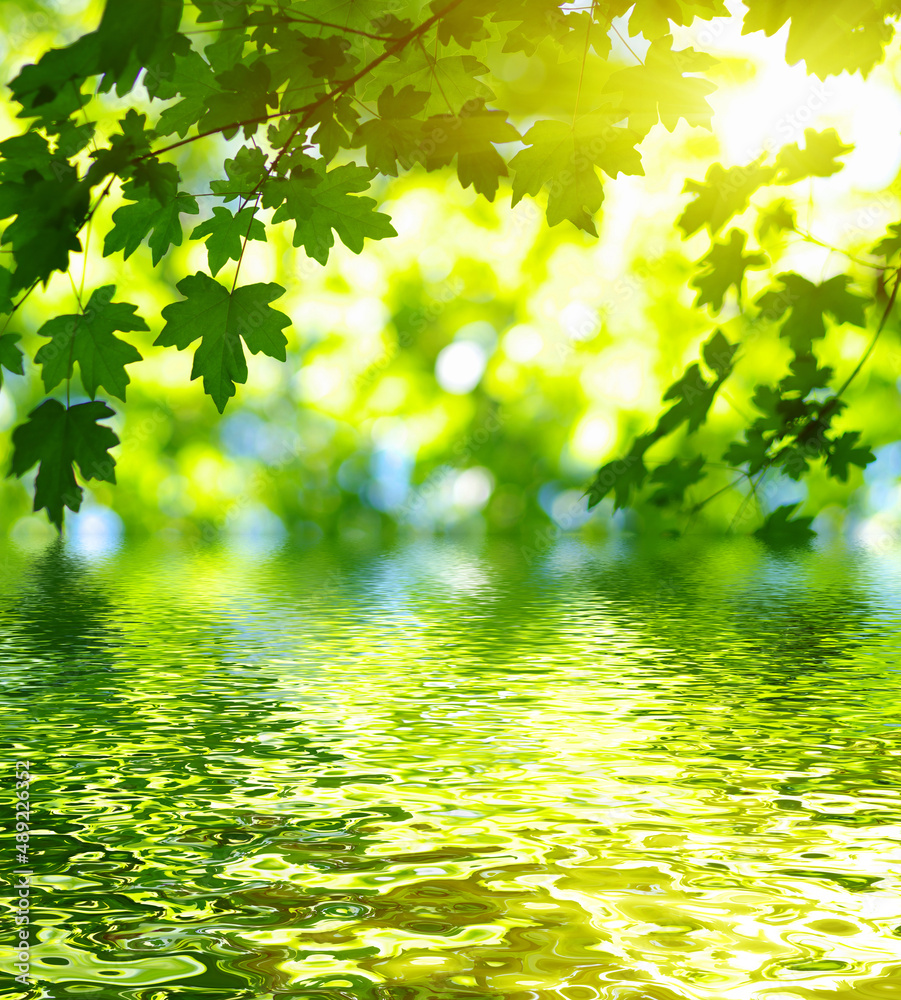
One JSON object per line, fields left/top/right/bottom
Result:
{"left": 1, "top": 536, "right": 900, "bottom": 999}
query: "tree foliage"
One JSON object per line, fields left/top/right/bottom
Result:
{"left": 1, "top": 0, "right": 899, "bottom": 535}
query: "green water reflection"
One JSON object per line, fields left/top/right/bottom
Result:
{"left": 1, "top": 537, "right": 900, "bottom": 1000}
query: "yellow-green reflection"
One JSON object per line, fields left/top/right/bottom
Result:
{"left": 0, "top": 537, "right": 900, "bottom": 998}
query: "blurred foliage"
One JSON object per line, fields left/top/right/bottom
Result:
{"left": 1, "top": 0, "right": 901, "bottom": 545}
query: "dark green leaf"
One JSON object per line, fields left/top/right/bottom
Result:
{"left": 691, "top": 229, "right": 768, "bottom": 312}
{"left": 155, "top": 272, "right": 291, "bottom": 412}
{"left": 678, "top": 157, "right": 776, "bottom": 236}
{"left": 210, "top": 146, "right": 268, "bottom": 201}
{"left": 826, "top": 431, "right": 875, "bottom": 481}
{"left": 422, "top": 101, "right": 521, "bottom": 201}
{"left": 755, "top": 273, "right": 868, "bottom": 353}
{"left": 266, "top": 162, "right": 397, "bottom": 265}
{"left": 753, "top": 503, "right": 815, "bottom": 544}
{"left": 649, "top": 455, "right": 706, "bottom": 505}
{"left": 34, "top": 285, "right": 147, "bottom": 401}
{"left": 103, "top": 190, "right": 200, "bottom": 265}
{"left": 190, "top": 206, "right": 267, "bottom": 276}
{"left": 9, "top": 399, "right": 118, "bottom": 530}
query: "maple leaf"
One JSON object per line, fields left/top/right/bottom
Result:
{"left": 587, "top": 448, "right": 649, "bottom": 510}
{"left": 510, "top": 111, "right": 643, "bottom": 233}
{"left": 0, "top": 157, "right": 90, "bottom": 294}
{"left": 755, "top": 273, "right": 869, "bottom": 352}
{"left": 780, "top": 354, "right": 834, "bottom": 395}
{"left": 724, "top": 428, "right": 770, "bottom": 474}
{"left": 103, "top": 191, "right": 200, "bottom": 265}
{"left": 210, "top": 146, "right": 268, "bottom": 201}
{"left": 8, "top": 34, "right": 99, "bottom": 126}
{"left": 703, "top": 329, "right": 739, "bottom": 376}
{"left": 872, "top": 222, "right": 901, "bottom": 259}
{"left": 826, "top": 431, "right": 875, "bottom": 481}
{"left": 422, "top": 101, "right": 521, "bottom": 200}
{"left": 265, "top": 163, "right": 397, "bottom": 265}
{"left": 678, "top": 158, "right": 777, "bottom": 236}
{"left": 353, "top": 85, "right": 430, "bottom": 175}
{"left": 433, "top": 0, "right": 490, "bottom": 48}
{"left": 190, "top": 206, "right": 267, "bottom": 276}
{"left": 742, "top": 0, "right": 894, "bottom": 78}
{"left": 691, "top": 229, "right": 769, "bottom": 312}
{"left": 605, "top": 34, "right": 718, "bottom": 136}
{"left": 201, "top": 60, "right": 274, "bottom": 139}
{"left": 648, "top": 455, "right": 706, "bottom": 505}
{"left": 155, "top": 273, "right": 291, "bottom": 412}
{"left": 753, "top": 502, "right": 815, "bottom": 543}
{"left": 775, "top": 128, "right": 853, "bottom": 184}
{"left": 34, "top": 285, "right": 147, "bottom": 401}
{"left": 756, "top": 198, "right": 796, "bottom": 241}
{"left": 152, "top": 50, "right": 220, "bottom": 139}
{"left": 0, "top": 333, "right": 24, "bottom": 388}
{"left": 625, "top": 0, "right": 728, "bottom": 40}
{"left": 308, "top": 96, "right": 359, "bottom": 164}
{"left": 9, "top": 399, "right": 119, "bottom": 530}
{"left": 364, "top": 53, "right": 494, "bottom": 116}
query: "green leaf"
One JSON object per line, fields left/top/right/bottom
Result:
{"left": 155, "top": 272, "right": 291, "bottom": 412}
{"left": 755, "top": 273, "right": 869, "bottom": 352}
{"left": 364, "top": 53, "right": 494, "bottom": 116}
{"left": 103, "top": 190, "right": 200, "bottom": 265}
{"left": 34, "top": 285, "right": 147, "bottom": 401}
{"left": 780, "top": 354, "right": 834, "bottom": 395}
{"left": 661, "top": 363, "right": 717, "bottom": 433}
{"left": 753, "top": 503, "right": 815, "bottom": 544}
{"left": 266, "top": 162, "right": 397, "bottom": 265}
{"left": 86, "top": 109, "right": 155, "bottom": 186}
{"left": 210, "top": 146, "right": 268, "bottom": 201}
{"left": 756, "top": 198, "right": 796, "bottom": 241}
{"left": 308, "top": 96, "right": 359, "bottom": 164}
{"left": 510, "top": 111, "right": 643, "bottom": 234}
{"left": 9, "top": 399, "right": 118, "bottom": 530}
{"left": 301, "top": 35, "right": 358, "bottom": 79}
{"left": 648, "top": 455, "right": 706, "bottom": 505}
{"left": 692, "top": 229, "right": 769, "bottom": 312}
{"left": 201, "top": 60, "right": 274, "bottom": 139}
{"left": 587, "top": 449, "right": 649, "bottom": 510}
{"left": 775, "top": 128, "right": 853, "bottom": 184}
{"left": 95, "top": 0, "right": 185, "bottom": 91}
{"left": 724, "top": 428, "right": 770, "bottom": 474}
{"left": 678, "top": 157, "right": 777, "bottom": 236}
{"left": 0, "top": 333, "right": 24, "bottom": 388}
{"left": 353, "top": 85, "right": 430, "bottom": 175}
{"left": 8, "top": 33, "right": 99, "bottom": 125}
{"left": 421, "top": 101, "right": 521, "bottom": 200}
{"left": 152, "top": 49, "right": 220, "bottom": 138}
{"left": 872, "top": 222, "right": 901, "bottom": 259}
{"left": 625, "top": 0, "right": 728, "bottom": 40}
{"left": 742, "top": 0, "right": 894, "bottom": 78}
{"left": 190, "top": 206, "right": 267, "bottom": 276}
{"left": 605, "top": 34, "right": 718, "bottom": 136}
{"left": 432, "top": 0, "right": 490, "bottom": 48}
{"left": 703, "top": 329, "right": 739, "bottom": 376}
{"left": 0, "top": 156, "right": 90, "bottom": 294}
{"left": 826, "top": 431, "right": 875, "bottom": 481}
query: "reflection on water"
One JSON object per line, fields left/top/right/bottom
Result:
{"left": 1, "top": 536, "right": 900, "bottom": 999}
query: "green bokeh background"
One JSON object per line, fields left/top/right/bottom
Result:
{"left": 2, "top": 0, "right": 901, "bottom": 548}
